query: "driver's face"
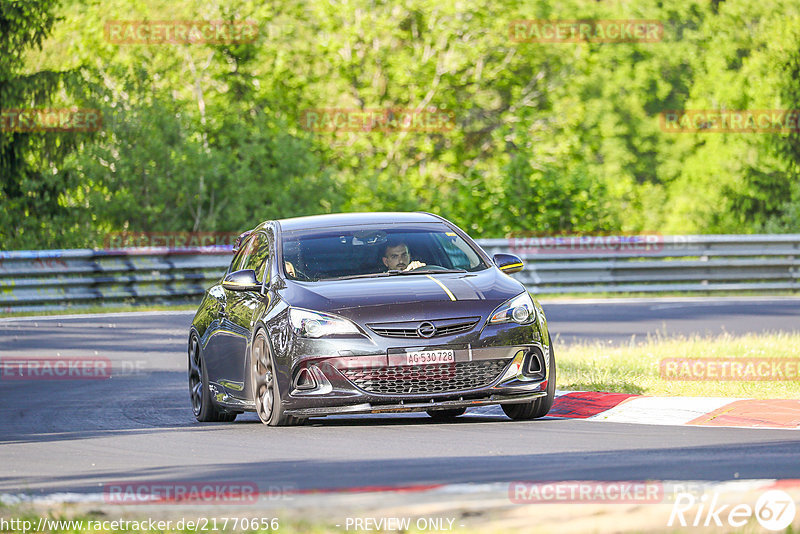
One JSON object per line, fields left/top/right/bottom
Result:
{"left": 382, "top": 244, "right": 410, "bottom": 271}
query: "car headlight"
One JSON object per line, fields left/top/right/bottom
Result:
{"left": 289, "top": 308, "right": 361, "bottom": 338}
{"left": 488, "top": 292, "right": 537, "bottom": 325}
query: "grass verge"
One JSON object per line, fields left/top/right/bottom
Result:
{"left": 557, "top": 331, "right": 800, "bottom": 398}
{"left": 537, "top": 289, "right": 800, "bottom": 301}
{"left": 0, "top": 303, "right": 198, "bottom": 319}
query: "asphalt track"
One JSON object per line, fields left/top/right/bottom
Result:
{"left": 1, "top": 297, "right": 799, "bottom": 496}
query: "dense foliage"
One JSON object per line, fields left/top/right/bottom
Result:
{"left": 2, "top": 0, "right": 800, "bottom": 249}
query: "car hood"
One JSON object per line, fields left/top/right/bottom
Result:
{"left": 280, "top": 268, "right": 525, "bottom": 323}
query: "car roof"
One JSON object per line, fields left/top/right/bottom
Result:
{"left": 276, "top": 212, "right": 443, "bottom": 232}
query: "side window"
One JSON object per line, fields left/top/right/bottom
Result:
{"left": 434, "top": 233, "right": 481, "bottom": 270}
{"left": 246, "top": 236, "right": 271, "bottom": 283}
{"left": 228, "top": 248, "right": 247, "bottom": 274}
{"left": 230, "top": 234, "right": 259, "bottom": 273}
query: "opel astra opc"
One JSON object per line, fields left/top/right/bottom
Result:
{"left": 188, "top": 212, "right": 556, "bottom": 425}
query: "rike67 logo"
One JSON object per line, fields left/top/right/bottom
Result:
{"left": 669, "top": 489, "right": 796, "bottom": 530}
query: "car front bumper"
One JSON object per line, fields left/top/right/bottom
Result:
{"left": 282, "top": 344, "right": 552, "bottom": 417}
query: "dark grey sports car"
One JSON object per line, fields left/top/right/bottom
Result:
{"left": 188, "top": 212, "right": 555, "bottom": 425}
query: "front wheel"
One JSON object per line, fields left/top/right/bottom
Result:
{"left": 251, "top": 331, "right": 304, "bottom": 426}
{"left": 502, "top": 345, "right": 557, "bottom": 421}
{"left": 189, "top": 333, "right": 237, "bottom": 423}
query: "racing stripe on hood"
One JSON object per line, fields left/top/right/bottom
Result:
{"left": 431, "top": 275, "right": 486, "bottom": 301}
{"left": 425, "top": 275, "right": 457, "bottom": 301}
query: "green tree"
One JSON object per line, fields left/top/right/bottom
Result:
{"left": 56, "top": 0, "right": 342, "bottom": 241}
{"left": 0, "top": 0, "right": 94, "bottom": 248}
{"left": 661, "top": 0, "right": 800, "bottom": 233}
{"left": 9, "top": 0, "right": 800, "bottom": 248}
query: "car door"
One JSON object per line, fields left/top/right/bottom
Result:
{"left": 203, "top": 234, "right": 258, "bottom": 391}
{"left": 218, "top": 232, "right": 272, "bottom": 401}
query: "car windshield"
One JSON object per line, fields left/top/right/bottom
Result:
{"left": 281, "top": 224, "right": 488, "bottom": 281}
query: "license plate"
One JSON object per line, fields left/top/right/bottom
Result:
{"left": 405, "top": 349, "right": 455, "bottom": 366}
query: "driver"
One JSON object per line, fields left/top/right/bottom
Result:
{"left": 382, "top": 240, "right": 426, "bottom": 271}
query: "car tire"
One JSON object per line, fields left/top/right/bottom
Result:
{"left": 189, "top": 333, "right": 237, "bottom": 423}
{"left": 251, "top": 330, "right": 304, "bottom": 427}
{"left": 502, "top": 344, "right": 557, "bottom": 421}
{"left": 426, "top": 408, "right": 467, "bottom": 420}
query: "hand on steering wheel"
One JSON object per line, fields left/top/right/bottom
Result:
{"left": 404, "top": 261, "right": 427, "bottom": 271}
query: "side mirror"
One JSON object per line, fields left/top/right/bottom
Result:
{"left": 222, "top": 269, "right": 261, "bottom": 291}
{"left": 493, "top": 253, "right": 524, "bottom": 274}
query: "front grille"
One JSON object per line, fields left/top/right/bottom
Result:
{"left": 436, "top": 321, "right": 478, "bottom": 336}
{"left": 368, "top": 317, "right": 480, "bottom": 339}
{"left": 341, "top": 359, "right": 511, "bottom": 395}
{"left": 368, "top": 326, "right": 418, "bottom": 338}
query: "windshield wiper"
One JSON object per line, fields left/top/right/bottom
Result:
{"left": 320, "top": 268, "right": 467, "bottom": 281}
{"left": 324, "top": 272, "right": 396, "bottom": 281}
{"left": 396, "top": 268, "right": 467, "bottom": 275}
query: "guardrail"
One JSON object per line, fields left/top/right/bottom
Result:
{"left": 1, "top": 234, "right": 798, "bottom": 312}
{"left": 480, "top": 234, "right": 800, "bottom": 294}
{"left": 0, "top": 247, "right": 231, "bottom": 313}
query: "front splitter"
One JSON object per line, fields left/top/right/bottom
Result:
{"left": 284, "top": 391, "right": 548, "bottom": 417}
